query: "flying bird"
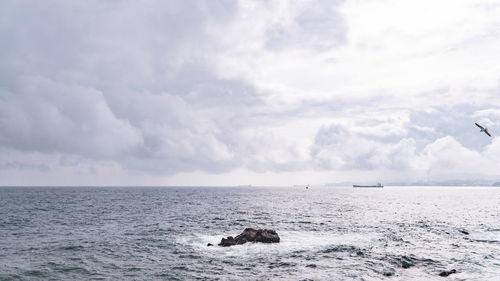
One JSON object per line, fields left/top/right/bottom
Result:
{"left": 475, "top": 123, "right": 491, "bottom": 137}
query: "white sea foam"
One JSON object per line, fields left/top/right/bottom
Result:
{"left": 188, "top": 231, "right": 380, "bottom": 258}
{"left": 470, "top": 231, "right": 500, "bottom": 244}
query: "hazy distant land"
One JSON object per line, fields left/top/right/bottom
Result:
{"left": 325, "top": 180, "right": 500, "bottom": 187}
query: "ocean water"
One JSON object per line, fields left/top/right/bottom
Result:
{"left": 1, "top": 186, "right": 499, "bottom": 280}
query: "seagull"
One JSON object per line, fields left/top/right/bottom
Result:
{"left": 475, "top": 123, "right": 492, "bottom": 137}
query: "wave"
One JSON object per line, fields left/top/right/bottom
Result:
{"left": 184, "top": 231, "right": 381, "bottom": 258}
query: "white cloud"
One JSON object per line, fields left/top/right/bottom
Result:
{"left": 472, "top": 109, "right": 500, "bottom": 129}
{"left": 419, "top": 136, "right": 483, "bottom": 171}
{"left": 1, "top": 0, "right": 500, "bottom": 185}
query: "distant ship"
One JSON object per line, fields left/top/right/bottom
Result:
{"left": 353, "top": 183, "right": 383, "bottom": 188}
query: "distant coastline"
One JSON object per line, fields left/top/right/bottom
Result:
{"left": 325, "top": 180, "right": 500, "bottom": 187}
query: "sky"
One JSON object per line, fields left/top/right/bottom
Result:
{"left": 1, "top": 0, "right": 500, "bottom": 186}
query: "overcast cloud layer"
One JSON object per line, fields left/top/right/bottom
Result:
{"left": 2, "top": 0, "right": 500, "bottom": 185}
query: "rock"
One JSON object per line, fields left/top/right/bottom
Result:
{"left": 207, "top": 243, "right": 213, "bottom": 246}
{"left": 219, "top": 236, "right": 236, "bottom": 247}
{"left": 439, "top": 269, "right": 456, "bottom": 277}
{"left": 218, "top": 228, "right": 280, "bottom": 247}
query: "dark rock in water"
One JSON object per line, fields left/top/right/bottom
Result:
{"left": 207, "top": 243, "right": 213, "bottom": 246}
{"left": 218, "top": 228, "right": 280, "bottom": 247}
{"left": 219, "top": 236, "right": 236, "bottom": 247}
{"left": 439, "top": 269, "right": 456, "bottom": 277}
{"left": 458, "top": 229, "right": 469, "bottom": 235}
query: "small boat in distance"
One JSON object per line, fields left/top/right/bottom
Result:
{"left": 353, "top": 183, "right": 383, "bottom": 188}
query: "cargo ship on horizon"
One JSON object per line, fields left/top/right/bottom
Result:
{"left": 353, "top": 183, "right": 383, "bottom": 188}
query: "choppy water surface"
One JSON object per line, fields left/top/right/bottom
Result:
{"left": 1, "top": 186, "right": 499, "bottom": 280}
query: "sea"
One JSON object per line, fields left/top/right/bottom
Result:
{"left": 1, "top": 186, "right": 499, "bottom": 280}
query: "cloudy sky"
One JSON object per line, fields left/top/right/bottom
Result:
{"left": 2, "top": 0, "right": 500, "bottom": 186}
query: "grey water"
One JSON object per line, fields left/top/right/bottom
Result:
{"left": 1, "top": 186, "right": 500, "bottom": 280}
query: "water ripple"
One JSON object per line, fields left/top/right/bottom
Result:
{"left": 0, "top": 186, "right": 499, "bottom": 280}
